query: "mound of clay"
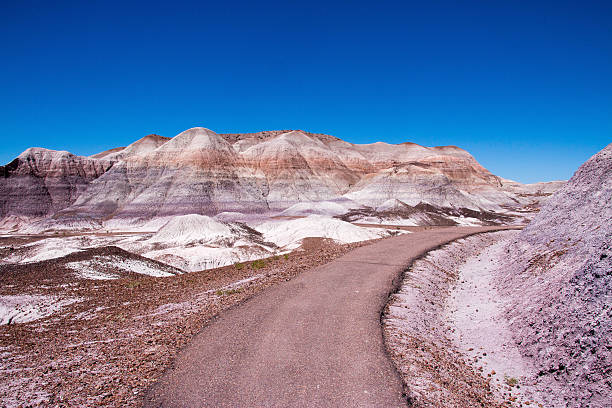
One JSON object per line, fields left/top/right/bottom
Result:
{"left": 255, "top": 215, "right": 391, "bottom": 249}
{"left": 137, "top": 214, "right": 274, "bottom": 272}
{"left": 150, "top": 214, "right": 238, "bottom": 245}
{"left": 498, "top": 143, "right": 612, "bottom": 407}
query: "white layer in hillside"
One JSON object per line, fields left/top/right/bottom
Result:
{"left": 103, "top": 216, "right": 173, "bottom": 232}
{"left": 108, "top": 256, "right": 176, "bottom": 277}
{"left": 69, "top": 266, "right": 120, "bottom": 280}
{"left": 4, "top": 236, "right": 121, "bottom": 264}
{"left": 352, "top": 214, "right": 483, "bottom": 227}
{"left": 19, "top": 218, "right": 103, "bottom": 234}
{"left": 279, "top": 200, "right": 355, "bottom": 217}
{"left": 352, "top": 216, "right": 420, "bottom": 226}
{"left": 214, "top": 212, "right": 249, "bottom": 222}
{"left": 8, "top": 239, "right": 84, "bottom": 264}
{"left": 447, "top": 215, "right": 484, "bottom": 226}
{"left": 0, "top": 216, "right": 41, "bottom": 233}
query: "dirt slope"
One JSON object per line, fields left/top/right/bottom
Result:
{"left": 496, "top": 143, "right": 612, "bottom": 407}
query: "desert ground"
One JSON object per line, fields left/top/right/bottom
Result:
{"left": 0, "top": 234, "right": 374, "bottom": 406}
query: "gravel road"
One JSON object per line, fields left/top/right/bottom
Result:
{"left": 144, "top": 226, "right": 517, "bottom": 408}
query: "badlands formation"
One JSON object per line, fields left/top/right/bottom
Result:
{"left": 1, "top": 126, "right": 562, "bottom": 230}
{"left": 4, "top": 127, "right": 609, "bottom": 408}
{"left": 0, "top": 126, "right": 564, "bottom": 272}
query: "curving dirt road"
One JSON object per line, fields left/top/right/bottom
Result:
{"left": 144, "top": 226, "right": 517, "bottom": 408}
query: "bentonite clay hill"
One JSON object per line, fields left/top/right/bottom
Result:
{"left": 0, "top": 148, "right": 111, "bottom": 219}
{"left": 495, "top": 143, "right": 612, "bottom": 407}
{"left": 0, "top": 127, "right": 563, "bottom": 230}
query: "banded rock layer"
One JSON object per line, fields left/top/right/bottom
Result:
{"left": 1, "top": 127, "right": 563, "bottom": 227}
{"left": 0, "top": 148, "right": 111, "bottom": 218}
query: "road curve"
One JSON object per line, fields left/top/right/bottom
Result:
{"left": 144, "top": 226, "right": 516, "bottom": 408}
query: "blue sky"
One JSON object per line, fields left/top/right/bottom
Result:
{"left": 1, "top": 0, "right": 610, "bottom": 183}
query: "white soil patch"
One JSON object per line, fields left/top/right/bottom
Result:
{"left": 445, "top": 238, "right": 559, "bottom": 406}
{"left": 103, "top": 256, "right": 176, "bottom": 277}
{"left": 65, "top": 255, "right": 176, "bottom": 279}
{"left": 73, "top": 268, "right": 120, "bottom": 280}
{"left": 0, "top": 295, "right": 81, "bottom": 325}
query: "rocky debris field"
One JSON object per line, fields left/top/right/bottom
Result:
{"left": 0, "top": 237, "right": 373, "bottom": 407}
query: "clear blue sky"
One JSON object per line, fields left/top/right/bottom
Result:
{"left": 1, "top": 1, "right": 610, "bottom": 183}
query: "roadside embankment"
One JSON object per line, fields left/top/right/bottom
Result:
{"left": 383, "top": 231, "right": 562, "bottom": 408}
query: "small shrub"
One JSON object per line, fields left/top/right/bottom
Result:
{"left": 215, "top": 289, "right": 241, "bottom": 296}
{"left": 505, "top": 376, "right": 518, "bottom": 387}
{"left": 283, "top": 254, "right": 289, "bottom": 260}
{"left": 234, "top": 262, "right": 244, "bottom": 270}
{"left": 251, "top": 259, "right": 266, "bottom": 269}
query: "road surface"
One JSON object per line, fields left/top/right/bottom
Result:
{"left": 144, "top": 226, "right": 516, "bottom": 407}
